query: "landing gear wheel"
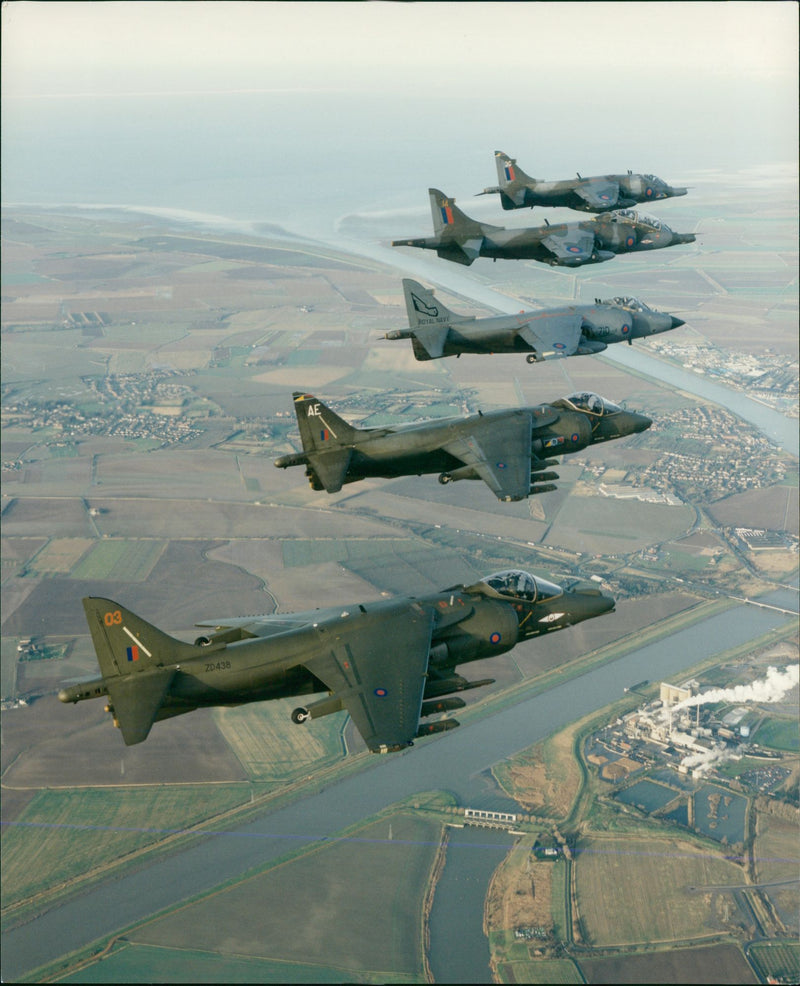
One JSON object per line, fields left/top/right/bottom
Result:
{"left": 438, "top": 473, "right": 452, "bottom": 485}
{"left": 526, "top": 353, "right": 538, "bottom": 364}
{"left": 291, "top": 707, "right": 310, "bottom": 724}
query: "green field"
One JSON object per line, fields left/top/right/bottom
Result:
{"left": 495, "top": 958, "right": 583, "bottom": 984}
{"left": 754, "top": 716, "right": 800, "bottom": 752}
{"left": 2, "top": 785, "right": 249, "bottom": 910}
{"left": 59, "top": 943, "right": 381, "bottom": 984}
{"left": 214, "top": 700, "right": 347, "bottom": 780}
{"left": 69, "top": 539, "right": 166, "bottom": 581}
{"left": 748, "top": 941, "right": 800, "bottom": 984}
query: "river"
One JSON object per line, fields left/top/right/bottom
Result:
{"left": 2, "top": 601, "right": 795, "bottom": 981}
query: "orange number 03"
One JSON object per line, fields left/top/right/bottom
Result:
{"left": 103, "top": 610, "right": 122, "bottom": 627}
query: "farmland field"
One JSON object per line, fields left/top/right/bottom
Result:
{"left": 26, "top": 537, "right": 93, "bottom": 574}
{"left": 2, "top": 785, "right": 249, "bottom": 909}
{"left": 748, "top": 941, "right": 800, "bottom": 985}
{"left": 544, "top": 491, "right": 695, "bottom": 555}
{"left": 754, "top": 716, "right": 799, "bottom": 752}
{"left": 60, "top": 943, "right": 373, "bottom": 984}
{"left": 130, "top": 812, "right": 440, "bottom": 980}
{"left": 578, "top": 943, "right": 757, "bottom": 984}
{"left": 214, "top": 700, "right": 349, "bottom": 779}
{"left": 753, "top": 814, "right": 800, "bottom": 933}
{"left": 574, "top": 834, "right": 745, "bottom": 945}
{"left": 70, "top": 539, "right": 166, "bottom": 581}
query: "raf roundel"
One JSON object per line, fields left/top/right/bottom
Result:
{"left": 553, "top": 342, "right": 566, "bottom": 350}
{"left": 571, "top": 433, "right": 580, "bottom": 442}
{"left": 567, "top": 245, "right": 581, "bottom": 254}
{"left": 622, "top": 324, "right": 630, "bottom": 335}
{"left": 489, "top": 631, "right": 502, "bottom": 645}
{"left": 626, "top": 235, "right": 635, "bottom": 248}
{"left": 374, "top": 687, "right": 388, "bottom": 698}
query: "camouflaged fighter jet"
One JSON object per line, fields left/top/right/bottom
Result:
{"left": 386, "top": 278, "right": 686, "bottom": 363}
{"left": 274, "top": 391, "right": 651, "bottom": 501}
{"left": 63, "top": 571, "right": 614, "bottom": 752}
{"left": 480, "top": 150, "right": 689, "bottom": 213}
{"left": 391, "top": 188, "right": 695, "bottom": 268}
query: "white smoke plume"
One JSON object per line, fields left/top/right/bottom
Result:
{"left": 679, "top": 745, "right": 740, "bottom": 776}
{"left": 672, "top": 664, "right": 799, "bottom": 713}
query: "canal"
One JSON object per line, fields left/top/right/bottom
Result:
{"left": 2, "top": 600, "right": 795, "bottom": 981}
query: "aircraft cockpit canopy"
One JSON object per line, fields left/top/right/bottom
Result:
{"left": 482, "top": 570, "right": 562, "bottom": 603}
{"left": 563, "top": 392, "right": 622, "bottom": 416}
{"left": 606, "top": 296, "right": 652, "bottom": 312}
{"left": 642, "top": 174, "right": 665, "bottom": 185}
{"left": 614, "top": 209, "right": 662, "bottom": 230}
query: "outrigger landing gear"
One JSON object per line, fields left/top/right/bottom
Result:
{"left": 526, "top": 353, "right": 538, "bottom": 364}
{"left": 291, "top": 707, "right": 310, "bottom": 724}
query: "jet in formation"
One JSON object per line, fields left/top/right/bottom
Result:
{"left": 62, "top": 572, "right": 615, "bottom": 752}
{"left": 274, "top": 391, "right": 651, "bottom": 502}
{"left": 480, "top": 150, "right": 689, "bottom": 213}
{"left": 391, "top": 188, "right": 695, "bottom": 268}
{"left": 386, "top": 278, "right": 686, "bottom": 363}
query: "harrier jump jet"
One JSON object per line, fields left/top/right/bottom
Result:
{"left": 391, "top": 188, "right": 695, "bottom": 267}
{"left": 63, "top": 572, "right": 614, "bottom": 752}
{"left": 274, "top": 391, "right": 651, "bottom": 501}
{"left": 386, "top": 278, "right": 685, "bottom": 362}
{"left": 480, "top": 150, "right": 689, "bottom": 213}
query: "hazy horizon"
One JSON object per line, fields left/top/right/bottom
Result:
{"left": 2, "top": 1, "right": 798, "bottom": 235}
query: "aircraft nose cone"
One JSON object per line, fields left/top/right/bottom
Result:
{"left": 570, "top": 587, "right": 616, "bottom": 622}
{"left": 591, "top": 411, "right": 651, "bottom": 442}
{"left": 669, "top": 187, "right": 689, "bottom": 197}
{"left": 673, "top": 231, "right": 696, "bottom": 244}
{"left": 670, "top": 315, "right": 685, "bottom": 329}
{"left": 597, "top": 590, "right": 616, "bottom": 615}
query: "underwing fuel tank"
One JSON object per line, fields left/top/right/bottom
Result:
{"left": 423, "top": 676, "right": 496, "bottom": 699}
{"left": 420, "top": 696, "right": 467, "bottom": 717}
{"left": 416, "top": 719, "right": 460, "bottom": 739}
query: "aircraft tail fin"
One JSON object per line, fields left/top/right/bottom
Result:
{"left": 402, "top": 279, "right": 456, "bottom": 329}
{"left": 290, "top": 392, "right": 362, "bottom": 493}
{"left": 291, "top": 392, "right": 361, "bottom": 453}
{"left": 494, "top": 150, "right": 535, "bottom": 188}
{"left": 82, "top": 597, "right": 199, "bottom": 745}
{"left": 428, "top": 188, "right": 486, "bottom": 237}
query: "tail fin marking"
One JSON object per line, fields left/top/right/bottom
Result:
{"left": 402, "top": 279, "right": 456, "bottom": 329}
{"left": 428, "top": 188, "right": 487, "bottom": 238}
{"left": 495, "top": 151, "right": 534, "bottom": 188}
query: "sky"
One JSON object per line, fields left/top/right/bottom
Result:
{"left": 2, "top": 0, "right": 797, "bottom": 98}
{"left": 1, "top": 1, "right": 798, "bottom": 222}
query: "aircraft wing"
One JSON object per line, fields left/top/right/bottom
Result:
{"left": 541, "top": 230, "right": 597, "bottom": 266}
{"left": 440, "top": 411, "right": 532, "bottom": 501}
{"left": 574, "top": 179, "right": 619, "bottom": 210}
{"left": 194, "top": 616, "right": 311, "bottom": 640}
{"left": 302, "top": 602, "right": 435, "bottom": 752}
{"left": 516, "top": 313, "right": 584, "bottom": 358}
